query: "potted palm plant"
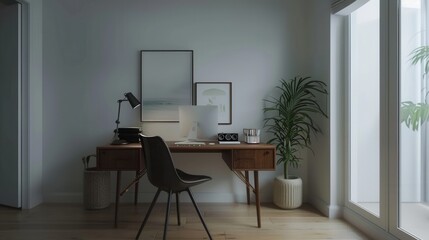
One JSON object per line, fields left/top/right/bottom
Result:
{"left": 263, "top": 76, "right": 328, "bottom": 209}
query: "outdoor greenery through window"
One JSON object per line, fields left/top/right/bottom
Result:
{"left": 399, "top": 0, "right": 429, "bottom": 238}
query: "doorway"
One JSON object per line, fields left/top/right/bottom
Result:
{"left": 0, "top": 0, "right": 22, "bottom": 208}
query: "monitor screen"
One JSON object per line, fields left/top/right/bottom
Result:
{"left": 178, "top": 105, "right": 218, "bottom": 141}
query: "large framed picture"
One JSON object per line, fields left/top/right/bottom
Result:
{"left": 140, "top": 50, "right": 193, "bottom": 122}
{"left": 195, "top": 82, "right": 232, "bottom": 125}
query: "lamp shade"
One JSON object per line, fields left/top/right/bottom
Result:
{"left": 124, "top": 92, "right": 141, "bottom": 109}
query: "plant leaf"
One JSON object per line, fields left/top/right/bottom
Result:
{"left": 263, "top": 76, "right": 328, "bottom": 178}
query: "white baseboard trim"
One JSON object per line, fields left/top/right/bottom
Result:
{"left": 343, "top": 207, "right": 398, "bottom": 240}
{"left": 328, "top": 204, "right": 343, "bottom": 218}
{"left": 309, "top": 196, "right": 329, "bottom": 216}
{"left": 309, "top": 197, "right": 343, "bottom": 218}
{"left": 43, "top": 192, "right": 251, "bottom": 204}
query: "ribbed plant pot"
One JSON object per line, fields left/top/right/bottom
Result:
{"left": 273, "top": 176, "right": 302, "bottom": 209}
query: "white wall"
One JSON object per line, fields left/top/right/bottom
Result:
{"left": 306, "top": 0, "right": 334, "bottom": 216}
{"left": 42, "top": 0, "right": 311, "bottom": 203}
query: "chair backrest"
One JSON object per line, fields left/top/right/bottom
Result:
{"left": 139, "top": 135, "right": 181, "bottom": 191}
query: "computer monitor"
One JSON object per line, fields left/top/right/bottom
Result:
{"left": 178, "top": 105, "right": 218, "bottom": 142}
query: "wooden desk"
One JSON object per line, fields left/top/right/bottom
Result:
{"left": 96, "top": 142, "right": 275, "bottom": 228}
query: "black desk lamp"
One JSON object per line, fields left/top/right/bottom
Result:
{"left": 111, "top": 92, "right": 141, "bottom": 145}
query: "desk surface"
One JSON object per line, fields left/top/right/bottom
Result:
{"left": 98, "top": 142, "right": 275, "bottom": 151}
{"left": 168, "top": 142, "right": 275, "bottom": 152}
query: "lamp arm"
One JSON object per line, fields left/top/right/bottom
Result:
{"left": 114, "top": 98, "right": 128, "bottom": 139}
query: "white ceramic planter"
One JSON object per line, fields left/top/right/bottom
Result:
{"left": 273, "top": 175, "right": 302, "bottom": 209}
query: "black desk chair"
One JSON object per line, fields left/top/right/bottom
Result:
{"left": 136, "top": 135, "right": 213, "bottom": 240}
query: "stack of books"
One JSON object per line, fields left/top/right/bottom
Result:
{"left": 117, "top": 127, "right": 141, "bottom": 143}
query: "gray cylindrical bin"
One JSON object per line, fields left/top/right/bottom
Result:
{"left": 82, "top": 155, "right": 111, "bottom": 210}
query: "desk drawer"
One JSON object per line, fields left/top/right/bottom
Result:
{"left": 232, "top": 149, "right": 275, "bottom": 170}
{"left": 97, "top": 148, "right": 143, "bottom": 170}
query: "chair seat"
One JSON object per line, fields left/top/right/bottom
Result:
{"left": 176, "top": 169, "right": 212, "bottom": 184}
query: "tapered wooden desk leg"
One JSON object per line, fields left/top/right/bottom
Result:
{"left": 115, "top": 171, "right": 121, "bottom": 228}
{"left": 245, "top": 171, "right": 250, "bottom": 205}
{"left": 134, "top": 171, "right": 139, "bottom": 205}
{"left": 254, "top": 171, "right": 261, "bottom": 228}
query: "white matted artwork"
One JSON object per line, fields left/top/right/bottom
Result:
{"left": 195, "top": 82, "right": 232, "bottom": 125}
{"left": 140, "top": 50, "right": 193, "bottom": 122}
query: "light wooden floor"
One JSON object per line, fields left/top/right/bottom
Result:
{"left": 0, "top": 202, "right": 369, "bottom": 240}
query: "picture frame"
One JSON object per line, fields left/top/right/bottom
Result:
{"left": 195, "top": 82, "right": 232, "bottom": 125}
{"left": 140, "top": 50, "right": 193, "bottom": 122}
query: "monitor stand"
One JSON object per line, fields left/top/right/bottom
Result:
{"left": 175, "top": 121, "right": 206, "bottom": 145}
{"left": 174, "top": 141, "right": 206, "bottom": 146}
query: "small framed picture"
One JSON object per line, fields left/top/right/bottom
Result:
{"left": 195, "top": 82, "right": 232, "bottom": 125}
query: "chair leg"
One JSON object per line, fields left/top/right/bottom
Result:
{"left": 163, "top": 190, "right": 173, "bottom": 240}
{"left": 176, "top": 192, "right": 181, "bottom": 226}
{"left": 186, "top": 188, "right": 213, "bottom": 240}
{"left": 135, "top": 188, "right": 161, "bottom": 240}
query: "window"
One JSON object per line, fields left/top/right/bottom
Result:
{"left": 348, "top": 0, "right": 381, "bottom": 217}
{"left": 344, "top": 0, "right": 429, "bottom": 238}
{"left": 399, "top": 0, "right": 429, "bottom": 238}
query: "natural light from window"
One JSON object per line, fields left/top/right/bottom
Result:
{"left": 349, "top": 0, "right": 380, "bottom": 217}
{"left": 399, "top": 0, "right": 429, "bottom": 238}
